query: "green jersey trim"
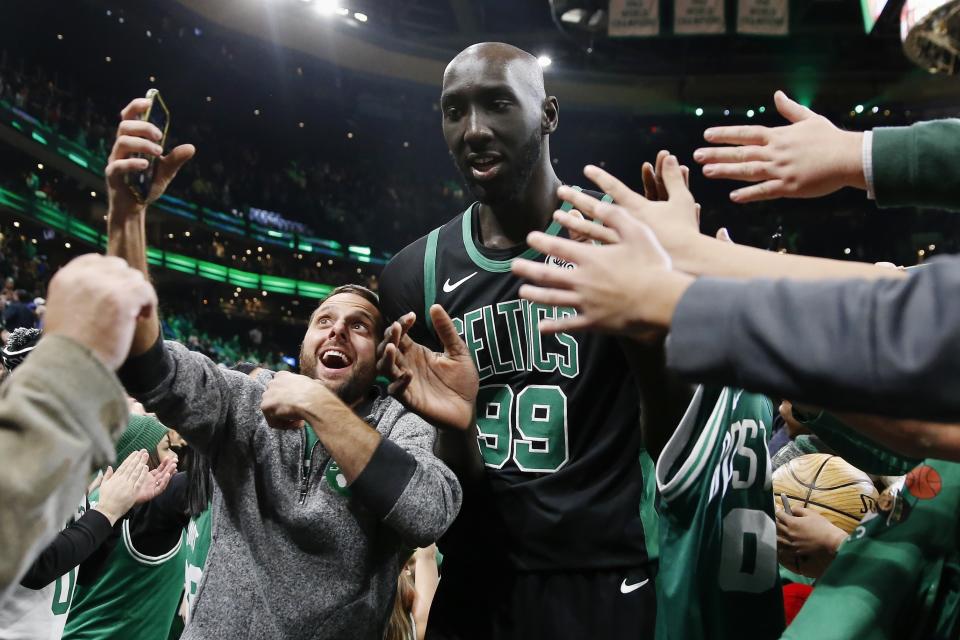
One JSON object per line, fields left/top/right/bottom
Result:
{"left": 459, "top": 187, "right": 581, "bottom": 273}
{"left": 423, "top": 227, "right": 440, "bottom": 335}
{"left": 122, "top": 519, "right": 184, "bottom": 566}
{"left": 657, "top": 386, "right": 729, "bottom": 503}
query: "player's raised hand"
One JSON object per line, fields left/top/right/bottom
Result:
{"left": 511, "top": 197, "right": 694, "bottom": 340}
{"left": 775, "top": 503, "right": 848, "bottom": 578}
{"left": 106, "top": 97, "right": 195, "bottom": 218}
{"left": 377, "top": 306, "right": 479, "bottom": 431}
{"left": 694, "top": 90, "right": 866, "bottom": 203}
{"left": 94, "top": 450, "right": 150, "bottom": 525}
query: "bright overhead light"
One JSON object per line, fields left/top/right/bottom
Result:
{"left": 537, "top": 55, "right": 552, "bottom": 68}
{"left": 746, "top": 109, "right": 755, "bottom": 118}
{"left": 354, "top": 12, "right": 368, "bottom": 22}
{"left": 854, "top": 104, "right": 864, "bottom": 114}
{"left": 313, "top": 0, "right": 338, "bottom": 16}
{"left": 695, "top": 107, "right": 704, "bottom": 116}
{"left": 336, "top": 7, "right": 349, "bottom": 15}
{"left": 561, "top": 8, "right": 587, "bottom": 24}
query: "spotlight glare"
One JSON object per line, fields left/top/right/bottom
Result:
{"left": 336, "top": 7, "right": 349, "bottom": 15}
{"left": 695, "top": 107, "right": 704, "bottom": 117}
{"left": 758, "top": 106, "right": 766, "bottom": 113}
{"left": 537, "top": 55, "right": 552, "bottom": 68}
{"left": 746, "top": 109, "right": 755, "bottom": 118}
{"left": 854, "top": 104, "right": 864, "bottom": 114}
{"left": 872, "top": 106, "right": 879, "bottom": 114}
{"left": 843, "top": 247, "right": 851, "bottom": 255}
{"left": 723, "top": 109, "right": 730, "bottom": 116}
{"left": 354, "top": 12, "right": 368, "bottom": 22}
{"left": 313, "top": 0, "right": 337, "bottom": 15}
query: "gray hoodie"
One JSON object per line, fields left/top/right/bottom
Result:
{"left": 123, "top": 340, "right": 461, "bottom": 639}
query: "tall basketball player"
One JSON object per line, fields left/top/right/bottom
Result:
{"left": 378, "top": 42, "right": 682, "bottom": 639}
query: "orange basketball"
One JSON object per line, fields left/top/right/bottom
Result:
{"left": 905, "top": 464, "right": 942, "bottom": 500}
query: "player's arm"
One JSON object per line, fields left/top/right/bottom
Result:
{"left": 105, "top": 96, "right": 195, "bottom": 356}
{"left": 378, "top": 253, "right": 485, "bottom": 483}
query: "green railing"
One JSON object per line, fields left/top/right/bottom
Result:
{"left": 0, "top": 187, "right": 334, "bottom": 298}
{"left": 1, "top": 99, "right": 388, "bottom": 266}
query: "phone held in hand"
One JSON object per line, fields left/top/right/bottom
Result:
{"left": 124, "top": 88, "right": 170, "bottom": 204}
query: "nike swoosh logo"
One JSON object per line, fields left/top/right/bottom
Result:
{"left": 620, "top": 578, "right": 650, "bottom": 594}
{"left": 442, "top": 272, "right": 478, "bottom": 293}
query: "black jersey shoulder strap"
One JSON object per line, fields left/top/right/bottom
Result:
{"left": 423, "top": 225, "right": 441, "bottom": 335}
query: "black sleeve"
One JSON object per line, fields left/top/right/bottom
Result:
{"left": 19, "top": 509, "right": 113, "bottom": 589}
{"left": 127, "top": 472, "right": 191, "bottom": 557}
{"left": 117, "top": 332, "right": 171, "bottom": 395}
{"left": 378, "top": 235, "right": 432, "bottom": 345}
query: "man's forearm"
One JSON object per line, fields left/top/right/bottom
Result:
{"left": 107, "top": 209, "right": 158, "bottom": 355}
{"left": 831, "top": 411, "right": 960, "bottom": 462}
{"left": 304, "top": 398, "right": 382, "bottom": 483}
{"left": 673, "top": 234, "right": 905, "bottom": 282}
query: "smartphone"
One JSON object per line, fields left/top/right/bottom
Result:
{"left": 125, "top": 88, "right": 170, "bottom": 204}
{"left": 780, "top": 493, "right": 794, "bottom": 516}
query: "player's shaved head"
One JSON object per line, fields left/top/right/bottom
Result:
{"left": 443, "top": 42, "right": 545, "bottom": 100}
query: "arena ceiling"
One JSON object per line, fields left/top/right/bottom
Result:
{"left": 169, "top": 0, "right": 960, "bottom": 113}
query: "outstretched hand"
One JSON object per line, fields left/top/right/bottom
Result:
{"left": 94, "top": 450, "right": 150, "bottom": 525}
{"left": 377, "top": 305, "right": 479, "bottom": 431}
{"left": 511, "top": 160, "right": 695, "bottom": 339}
{"left": 136, "top": 453, "right": 178, "bottom": 504}
{"left": 106, "top": 97, "right": 195, "bottom": 218}
{"left": 694, "top": 90, "right": 866, "bottom": 203}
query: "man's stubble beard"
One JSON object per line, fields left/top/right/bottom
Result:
{"left": 455, "top": 129, "right": 544, "bottom": 206}
{"left": 298, "top": 346, "right": 370, "bottom": 407}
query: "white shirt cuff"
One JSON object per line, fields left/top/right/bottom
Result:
{"left": 862, "top": 130, "right": 875, "bottom": 200}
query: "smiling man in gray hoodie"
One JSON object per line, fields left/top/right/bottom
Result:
{"left": 106, "top": 96, "right": 466, "bottom": 639}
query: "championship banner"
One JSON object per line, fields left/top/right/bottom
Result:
{"left": 737, "top": 0, "right": 790, "bottom": 35}
{"left": 608, "top": 0, "right": 660, "bottom": 37}
{"left": 674, "top": 0, "right": 726, "bottom": 34}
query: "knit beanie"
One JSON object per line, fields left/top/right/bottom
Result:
{"left": 114, "top": 414, "right": 169, "bottom": 466}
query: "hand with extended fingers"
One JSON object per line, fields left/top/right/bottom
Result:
{"left": 376, "top": 305, "right": 479, "bottom": 431}
{"left": 694, "top": 90, "right": 866, "bottom": 203}
{"left": 106, "top": 97, "right": 195, "bottom": 218}
{"left": 511, "top": 160, "right": 696, "bottom": 340}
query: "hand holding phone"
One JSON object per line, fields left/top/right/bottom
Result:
{"left": 124, "top": 88, "right": 170, "bottom": 204}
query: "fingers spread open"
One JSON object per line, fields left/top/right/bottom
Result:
{"left": 511, "top": 258, "right": 577, "bottom": 289}
{"left": 430, "top": 305, "right": 467, "bottom": 357}
{"left": 556, "top": 186, "right": 605, "bottom": 219}
{"left": 693, "top": 145, "right": 769, "bottom": 165}
{"left": 553, "top": 210, "right": 620, "bottom": 245}
{"left": 702, "top": 161, "right": 774, "bottom": 183}
{"left": 517, "top": 284, "right": 581, "bottom": 309}
{"left": 703, "top": 125, "right": 770, "bottom": 146}
{"left": 583, "top": 164, "right": 646, "bottom": 207}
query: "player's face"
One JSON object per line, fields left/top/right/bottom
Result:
{"left": 299, "top": 293, "right": 382, "bottom": 406}
{"left": 441, "top": 58, "right": 544, "bottom": 204}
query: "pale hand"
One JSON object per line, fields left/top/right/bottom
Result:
{"left": 261, "top": 371, "right": 333, "bottom": 429}
{"left": 377, "top": 305, "right": 479, "bottom": 431}
{"left": 775, "top": 504, "right": 847, "bottom": 578}
{"left": 94, "top": 450, "right": 150, "bottom": 525}
{"left": 694, "top": 90, "right": 866, "bottom": 203}
{"left": 511, "top": 157, "right": 695, "bottom": 338}
{"left": 134, "top": 454, "right": 178, "bottom": 504}
{"left": 106, "top": 97, "right": 195, "bottom": 220}
{"left": 43, "top": 254, "right": 158, "bottom": 370}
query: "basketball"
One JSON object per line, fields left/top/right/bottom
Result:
{"left": 905, "top": 464, "right": 943, "bottom": 500}
{"left": 773, "top": 454, "right": 880, "bottom": 534}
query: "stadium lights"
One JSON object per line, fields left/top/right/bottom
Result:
{"left": 36, "top": 163, "right": 43, "bottom": 170}
{"left": 872, "top": 106, "right": 880, "bottom": 113}
{"left": 537, "top": 55, "right": 552, "bottom": 68}
{"left": 843, "top": 247, "right": 851, "bottom": 255}
{"left": 723, "top": 109, "right": 730, "bottom": 116}
{"left": 746, "top": 109, "right": 755, "bottom": 118}
{"left": 57, "top": 34, "right": 63, "bottom": 40}
{"left": 313, "top": 0, "right": 339, "bottom": 16}
{"left": 695, "top": 107, "right": 704, "bottom": 116}
{"left": 354, "top": 12, "right": 368, "bottom": 22}
{"left": 854, "top": 104, "right": 865, "bottom": 114}
{"left": 758, "top": 106, "right": 766, "bottom": 113}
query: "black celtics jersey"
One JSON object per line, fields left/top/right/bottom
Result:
{"left": 379, "top": 191, "right": 658, "bottom": 571}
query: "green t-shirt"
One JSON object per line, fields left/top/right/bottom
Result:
{"left": 655, "top": 385, "right": 784, "bottom": 640}
{"left": 784, "top": 459, "right": 960, "bottom": 639}
{"left": 64, "top": 489, "right": 186, "bottom": 640}
{"left": 183, "top": 507, "right": 212, "bottom": 624}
